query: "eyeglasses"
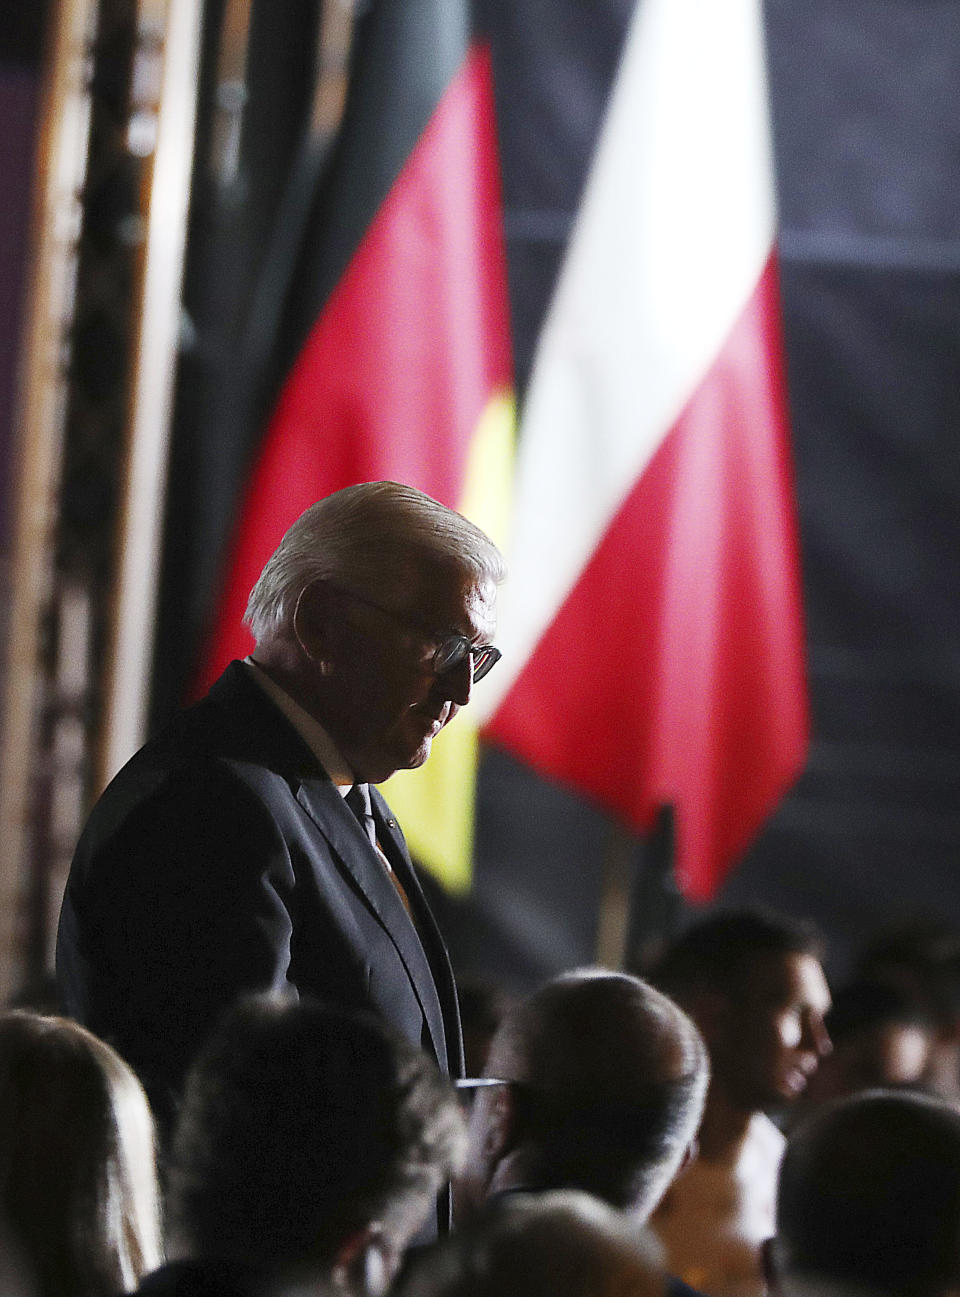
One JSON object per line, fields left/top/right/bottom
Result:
{"left": 337, "top": 587, "right": 502, "bottom": 683}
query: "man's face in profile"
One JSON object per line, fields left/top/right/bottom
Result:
{"left": 317, "top": 563, "right": 497, "bottom": 784}
{"left": 715, "top": 952, "right": 832, "bottom": 1112}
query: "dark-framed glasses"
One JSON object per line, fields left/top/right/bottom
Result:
{"left": 337, "top": 587, "right": 501, "bottom": 683}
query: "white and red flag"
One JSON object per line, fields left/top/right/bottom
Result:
{"left": 482, "top": 0, "right": 808, "bottom": 902}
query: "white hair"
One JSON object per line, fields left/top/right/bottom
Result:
{"left": 244, "top": 481, "right": 506, "bottom": 645}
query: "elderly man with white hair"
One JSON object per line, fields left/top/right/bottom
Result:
{"left": 57, "top": 482, "right": 505, "bottom": 1164}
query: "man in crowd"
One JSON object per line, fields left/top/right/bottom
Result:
{"left": 136, "top": 995, "right": 465, "bottom": 1297}
{"left": 455, "top": 968, "right": 710, "bottom": 1227}
{"left": 857, "top": 920, "right": 960, "bottom": 1104}
{"left": 770, "top": 1090, "right": 960, "bottom": 1297}
{"left": 57, "top": 482, "right": 505, "bottom": 1130}
{"left": 791, "top": 978, "right": 935, "bottom": 1116}
{"left": 648, "top": 909, "right": 832, "bottom": 1297}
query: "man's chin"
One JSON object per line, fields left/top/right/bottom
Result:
{"left": 404, "top": 737, "right": 433, "bottom": 770}
{"left": 370, "top": 739, "right": 432, "bottom": 784}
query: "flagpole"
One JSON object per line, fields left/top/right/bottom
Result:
{"left": 625, "top": 806, "right": 683, "bottom": 974}
{"left": 96, "top": 0, "right": 203, "bottom": 791}
{"left": 595, "top": 822, "right": 636, "bottom": 969}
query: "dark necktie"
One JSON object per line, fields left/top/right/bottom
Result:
{"left": 345, "top": 782, "right": 378, "bottom": 848}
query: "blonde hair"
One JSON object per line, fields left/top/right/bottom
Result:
{"left": 245, "top": 481, "right": 506, "bottom": 646}
{"left": 0, "top": 1012, "right": 162, "bottom": 1297}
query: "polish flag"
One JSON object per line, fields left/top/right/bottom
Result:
{"left": 481, "top": 0, "right": 808, "bottom": 902}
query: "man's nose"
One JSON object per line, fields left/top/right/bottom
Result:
{"left": 437, "top": 654, "right": 473, "bottom": 706}
{"left": 802, "top": 1012, "right": 832, "bottom": 1059}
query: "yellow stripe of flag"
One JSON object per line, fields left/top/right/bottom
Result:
{"left": 383, "top": 389, "right": 515, "bottom": 891}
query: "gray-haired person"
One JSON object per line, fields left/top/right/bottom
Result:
{"left": 57, "top": 482, "right": 505, "bottom": 1169}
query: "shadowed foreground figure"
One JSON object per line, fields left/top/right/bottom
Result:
{"left": 0, "top": 1011, "right": 161, "bottom": 1297}
{"left": 135, "top": 995, "right": 465, "bottom": 1297}
{"left": 648, "top": 910, "right": 831, "bottom": 1297}
{"left": 770, "top": 1090, "right": 960, "bottom": 1297}
{"left": 396, "top": 1191, "right": 666, "bottom": 1297}
{"left": 456, "top": 969, "right": 709, "bottom": 1225}
{"left": 57, "top": 482, "right": 505, "bottom": 1139}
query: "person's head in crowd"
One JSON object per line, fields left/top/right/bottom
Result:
{"left": 396, "top": 1190, "right": 666, "bottom": 1297}
{"left": 796, "top": 979, "right": 935, "bottom": 1111}
{"left": 164, "top": 995, "right": 466, "bottom": 1295}
{"left": 456, "top": 969, "right": 709, "bottom": 1223}
{"left": 246, "top": 481, "right": 506, "bottom": 784}
{"left": 857, "top": 920, "right": 960, "bottom": 1104}
{"left": 770, "top": 1090, "right": 960, "bottom": 1297}
{"left": 0, "top": 1010, "right": 161, "bottom": 1297}
{"left": 652, "top": 908, "right": 832, "bottom": 1116}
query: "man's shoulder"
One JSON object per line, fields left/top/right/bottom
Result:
{"left": 71, "top": 665, "right": 324, "bottom": 867}
{"left": 104, "top": 661, "right": 318, "bottom": 795}
{"left": 741, "top": 1113, "right": 786, "bottom": 1169}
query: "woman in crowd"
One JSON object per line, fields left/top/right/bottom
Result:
{"left": 0, "top": 1010, "right": 162, "bottom": 1296}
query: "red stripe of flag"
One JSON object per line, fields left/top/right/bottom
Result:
{"left": 486, "top": 257, "right": 807, "bottom": 901}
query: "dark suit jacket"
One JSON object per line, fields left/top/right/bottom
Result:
{"left": 56, "top": 662, "right": 462, "bottom": 1133}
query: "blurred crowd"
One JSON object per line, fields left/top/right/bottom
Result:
{"left": 3, "top": 907, "right": 960, "bottom": 1297}
{"left": 8, "top": 486, "right": 960, "bottom": 1297}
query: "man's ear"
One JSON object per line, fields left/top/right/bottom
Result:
{"left": 477, "top": 1083, "right": 526, "bottom": 1199}
{"left": 332, "top": 1223, "right": 398, "bottom": 1296}
{"left": 485, "top": 1083, "right": 521, "bottom": 1160}
{"left": 294, "top": 580, "right": 334, "bottom": 665}
{"left": 677, "top": 1134, "right": 699, "bottom": 1175}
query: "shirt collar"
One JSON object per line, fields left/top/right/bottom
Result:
{"left": 243, "top": 656, "right": 355, "bottom": 790}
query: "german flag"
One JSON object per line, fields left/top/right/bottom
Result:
{"left": 194, "top": 0, "right": 514, "bottom": 891}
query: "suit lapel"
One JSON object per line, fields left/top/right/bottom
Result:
{"left": 295, "top": 776, "right": 451, "bottom": 1070}
{"left": 371, "top": 786, "right": 463, "bottom": 1075}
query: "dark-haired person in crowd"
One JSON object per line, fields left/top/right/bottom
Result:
{"left": 857, "top": 919, "right": 960, "bottom": 1105}
{"left": 769, "top": 1090, "right": 960, "bottom": 1297}
{"left": 648, "top": 910, "right": 832, "bottom": 1297}
{"left": 57, "top": 482, "right": 505, "bottom": 1137}
{"left": 0, "top": 1011, "right": 162, "bottom": 1297}
{"left": 455, "top": 969, "right": 709, "bottom": 1234}
{"left": 135, "top": 995, "right": 465, "bottom": 1297}
{"left": 396, "top": 1191, "right": 666, "bottom": 1297}
{"left": 792, "top": 978, "right": 935, "bottom": 1115}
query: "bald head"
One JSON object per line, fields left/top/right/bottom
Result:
{"left": 458, "top": 970, "right": 708, "bottom": 1221}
